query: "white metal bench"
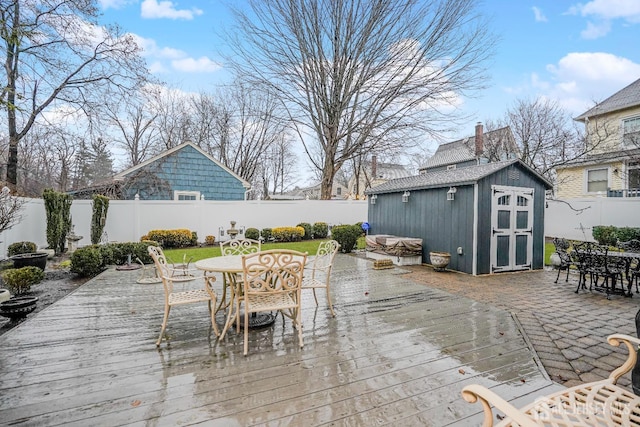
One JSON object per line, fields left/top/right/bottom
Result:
{"left": 462, "top": 334, "right": 640, "bottom": 426}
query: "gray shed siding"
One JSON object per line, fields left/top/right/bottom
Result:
{"left": 368, "top": 185, "right": 475, "bottom": 274}
{"left": 122, "top": 145, "right": 246, "bottom": 200}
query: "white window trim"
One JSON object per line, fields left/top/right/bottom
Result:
{"left": 584, "top": 167, "right": 610, "bottom": 195}
{"left": 447, "top": 164, "right": 457, "bottom": 170}
{"left": 621, "top": 115, "right": 640, "bottom": 148}
{"left": 174, "top": 190, "right": 201, "bottom": 201}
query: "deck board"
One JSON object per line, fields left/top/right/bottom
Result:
{"left": 0, "top": 255, "right": 559, "bottom": 426}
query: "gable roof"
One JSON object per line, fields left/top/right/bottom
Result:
{"left": 575, "top": 78, "right": 640, "bottom": 121}
{"left": 368, "top": 159, "right": 552, "bottom": 194}
{"left": 367, "top": 161, "right": 412, "bottom": 180}
{"left": 114, "top": 142, "right": 251, "bottom": 188}
{"left": 419, "top": 126, "right": 515, "bottom": 171}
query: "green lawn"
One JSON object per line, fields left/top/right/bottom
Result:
{"left": 164, "top": 237, "right": 366, "bottom": 263}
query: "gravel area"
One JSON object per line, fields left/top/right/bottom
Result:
{"left": 0, "top": 258, "right": 90, "bottom": 336}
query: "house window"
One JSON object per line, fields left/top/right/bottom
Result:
{"left": 586, "top": 168, "right": 608, "bottom": 193}
{"left": 629, "top": 162, "right": 640, "bottom": 190}
{"left": 336, "top": 187, "right": 342, "bottom": 196}
{"left": 447, "top": 165, "right": 456, "bottom": 170}
{"left": 623, "top": 117, "right": 640, "bottom": 147}
{"left": 174, "top": 190, "right": 200, "bottom": 201}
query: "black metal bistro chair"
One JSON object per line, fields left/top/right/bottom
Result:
{"left": 552, "top": 238, "right": 578, "bottom": 284}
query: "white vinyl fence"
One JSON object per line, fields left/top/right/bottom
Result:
{"left": 545, "top": 197, "right": 640, "bottom": 242}
{"left": 0, "top": 198, "right": 368, "bottom": 256}
{"left": 4, "top": 196, "right": 636, "bottom": 257}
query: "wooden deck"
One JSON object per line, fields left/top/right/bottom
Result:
{"left": 0, "top": 255, "right": 562, "bottom": 426}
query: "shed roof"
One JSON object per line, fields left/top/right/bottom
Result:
{"left": 575, "top": 77, "right": 640, "bottom": 121}
{"left": 367, "top": 159, "right": 552, "bottom": 194}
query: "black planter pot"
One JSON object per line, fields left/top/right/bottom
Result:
{"left": 0, "top": 296, "right": 38, "bottom": 320}
{"left": 10, "top": 252, "right": 48, "bottom": 270}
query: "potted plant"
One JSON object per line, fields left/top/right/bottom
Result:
{"left": 7, "top": 241, "right": 48, "bottom": 270}
{"left": 0, "top": 266, "right": 43, "bottom": 320}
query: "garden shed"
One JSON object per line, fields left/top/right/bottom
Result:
{"left": 366, "top": 159, "right": 552, "bottom": 275}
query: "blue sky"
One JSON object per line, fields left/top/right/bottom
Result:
{"left": 99, "top": 0, "right": 640, "bottom": 144}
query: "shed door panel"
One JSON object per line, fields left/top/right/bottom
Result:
{"left": 491, "top": 186, "right": 534, "bottom": 273}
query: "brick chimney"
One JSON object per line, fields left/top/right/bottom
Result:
{"left": 371, "top": 155, "right": 377, "bottom": 178}
{"left": 475, "top": 122, "right": 483, "bottom": 156}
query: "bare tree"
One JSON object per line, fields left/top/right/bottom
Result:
{"left": 0, "top": 1, "right": 149, "bottom": 191}
{"left": 260, "top": 132, "right": 298, "bottom": 198}
{"left": 226, "top": 0, "right": 494, "bottom": 198}
{"left": 153, "top": 88, "right": 192, "bottom": 151}
{"left": 492, "top": 98, "right": 603, "bottom": 182}
{"left": 105, "top": 87, "right": 161, "bottom": 167}
{"left": 210, "top": 82, "right": 290, "bottom": 185}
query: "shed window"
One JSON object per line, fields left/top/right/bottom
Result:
{"left": 516, "top": 196, "right": 528, "bottom": 206}
{"left": 174, "top": 190, "right": 200, "bottom": 201}
{"left": 623, "top": 117, "right": 640, "bottom": 147}
{"left": 497, "top": 195, "right": 510, "bottom": 206}
{"left": 586, "top": 168, "right": 608, "bottom": 193}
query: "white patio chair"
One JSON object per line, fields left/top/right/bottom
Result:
{"left": 302, "top": 240, "right": 340, "bottom": 317}
{"left": 148, "top": 246, "right": 219, "bottom": 346}
{"left": 238, "top": 249, "right": 307, "bottom": 355}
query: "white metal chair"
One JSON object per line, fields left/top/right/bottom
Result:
{"left": 148, "top": 246, "right": 219, "bottom": 346}
{"left": 219, "top": 238, "right": 261, "bottom": 256}
{"left": 302, "top": 240, "right": 340, "bottom": 317}
{"left": 238, "top": 249, "right": 307, "bottom": 355}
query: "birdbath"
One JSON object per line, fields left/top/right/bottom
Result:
{"left": 66, "top": 225, "right": 83, "bottom": 254}
{"left": 227, "top": 221, "right": 239, "bottom": 239}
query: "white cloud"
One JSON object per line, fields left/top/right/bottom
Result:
{"left": 130, "top": 34, "right": 187, "bottom": 59}
{"left": 141, "top": 0, "right": 203, "bottom": 20}
{"left": 532, "top": 7, "right": 548, "bottom": 22}
{"left": 580, "top": 20, "right": 611, "bottom": 38}
{"left": 570, "top": 0, "right": 640, "bottom": 21}
{"left": 568, "top": 0, "right": 640, "bottom": 39}
{"left": 540, "top": 52, "right": 640, "bottom": 114}
{"left": 98, "top": 0, "right": 131, "bottom": 10}
{"left": 172, "top": 57, "right": 222, "bottom": 73}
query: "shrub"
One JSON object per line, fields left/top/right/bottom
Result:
{"left": 43, "top": 188, "right": 72, "bottom": 254}
{"left": 297, "top": 222, "right": 313, "bottom": 240}
{"left": 144, "top": 229, "right": 195, "bottom": 248}
{"left": 7, "top": 241, "right": 37, "bottom": 257}
{"left": 616, "top": 227, "right": 640, "bottom": 243}
{"left": 331, "top": 224, "right": 363, "bottom": 253}
{"left": 70, "top": 246, "right": 105, "bottom": 277}
{"left": 204, "top": 235, "right": 216, "bottom": 246}
{"left": 245, "top": 228, "right": 259, "bottom": 240}
{"left": 312, "top": 222, "right": 328, "bottom": 239}
{"left": 97, "top": 241, "right": 157, "bottom": 265}
{"left": 2, "top": 266, "right": 45, "bottom": 294}
{"left": 261, "top": 228, "right": 273, "bottom": 242}
{"left": 90, "top": 194, "right": 109, "bottom": 244}
{"left": 272, "top": 226, "right": 305, "bottom": 242}
{"left": 592, "top": 225, "right": 618, "bottom": 246}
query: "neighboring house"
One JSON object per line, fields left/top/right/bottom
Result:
{"left": 556, "top": 77, "right": 640, "bottom": 198}
{"left": 70, "top": 142, "right": 251, "bottom": 200}
{"left": 270, "top": 182, "right": 349, "bottom": 200}
{"left": 347, "top": 156, "right": 412, "bottom": 199}
{"left": 419, "top": 122, "right": 518, "bottom": 174}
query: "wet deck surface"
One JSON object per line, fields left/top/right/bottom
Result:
{"left": 0, "top": 255, "right": 562, "bottom": 426}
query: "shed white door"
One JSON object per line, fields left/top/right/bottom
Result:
{"left": 490, "top": 185, "right": 534, "bottom": 272}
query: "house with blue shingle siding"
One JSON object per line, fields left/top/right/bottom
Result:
{"left": 114, "top": 142, "right": 250, "bottom": 200}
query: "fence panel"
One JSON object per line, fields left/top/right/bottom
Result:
{"left": 0, "top": 199, "right": 368, "bottom": 256}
